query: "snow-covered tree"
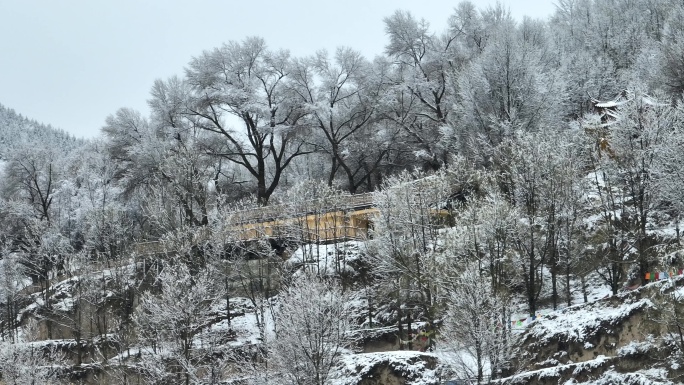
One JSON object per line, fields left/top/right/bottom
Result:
{"left": 457, "top": 19, "right": 564, "bottom": 156}
{"left": 103, "top": 101, "right": 221, "bottom": 235}
{"left": 58, "top": 141, "right": 133, "bottom": 259}
{"left": 2, "top": 141, "right": 62, "bottom": 223}
{"left": 444, "top": 188, "right": 519, "bottom": 295}
{"left": 438, "top": 263, "right": 514, "bottom": 382}
{"left": 382, "top": 10, "right": 458, "bottom": 169}
{"left": 660, "top": 3, "right": 684, "bottom": 98}
{"left": 0, "top": 249, "right": 28, "bottom": 342}
{"left": 369, "top": 169, "right": 454, "bottom": 346}
{"left": 184, "top": 37, "right": 311, "bottom": 205}
{"left": 656, "top": 104, "right": 684, "bottom": 240}
{"left": 270, "top": 272, "right": 356, "bottom": 385}
{"left": 491, "top": 128, "right": 586, "bottom": 314}
{"left": 289, "top": 48, "right": 392, "bottom": 192}
{"left": 133, "top": 263, "right": 221, "bottom": 385}
{"left": 0, "top": 340, "right": 64, "bottom": 385}
{"left": 589, "top": 92, "right": 677, "bottom": 286}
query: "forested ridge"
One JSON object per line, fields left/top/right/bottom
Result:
{"left": 2, "top": 1, "right": 684, "bottom": 384}
{"left": 0, "top": 104, "right": 83, "bottom": 159}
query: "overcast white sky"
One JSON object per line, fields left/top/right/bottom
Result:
{"left": 0, "top": 0, "right": 557, "bottom": 138}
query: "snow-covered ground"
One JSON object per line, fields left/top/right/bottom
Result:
{"left": 330, "top": 350, "right": 440, "bottom": 385}
{"left": 7, "top": 229, "right": 682, "bottom": 385}
{"left": 502, "top": 355, "right": 676, "bottom": 385}
{"left": 202, "top": 297, "right": 275, "bottom": 348}
{"left": 526, "top": 297, "right": 652, "bottom": 345}
{"left": 287, "top": 240, "right": 366, "bottom": 277}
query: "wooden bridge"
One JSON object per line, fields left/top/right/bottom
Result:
{"left": 133, "top": 181, "right": 454, "bottom": 256}
{"left": 133, "top": 193, "right": 379, "bottom": 256}
{"left": 227, "top": 193, "right": 377, "bottom": 242}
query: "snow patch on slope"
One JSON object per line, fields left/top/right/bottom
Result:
{"left": 330, "top": 351, "right": 439, "bottom": 385}
{"left": 288, "top": 241, "right": 366, "bottom": 277}
{"left": 526, "top": 297, "right": 653, "bottom": 345}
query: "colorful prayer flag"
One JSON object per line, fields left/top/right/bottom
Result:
{"left": 645, "top": 272, "right": 651, "bottom": 280}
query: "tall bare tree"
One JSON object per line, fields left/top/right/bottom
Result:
{"left": 270, "top": 272, "right": 356, "bottom": 385}
{"left": 184, "top": 37, "right": 311, "bottom": 205}
{"left": 290, "top": 48, "right": 393, "bottom": 192}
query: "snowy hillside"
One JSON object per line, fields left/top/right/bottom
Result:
{"left": 5, "top": 236, "right": 683, "bottom": 385}
{"left": 0, "top": 103, "right": 84, "bottom": 159}
{"left": 5, "top": 0, "right": 684, "bottom": 384}
{"left": 501, "top": 276, "right": 684, "bottom": 384}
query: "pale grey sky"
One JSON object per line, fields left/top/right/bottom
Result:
{"left": 0, "top": 0, "right": 557, "bottom": 138}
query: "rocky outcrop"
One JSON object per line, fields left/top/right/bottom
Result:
{"left": 502, "top": 277, "right": 684, "bottom": 384}
{"left": 331, "top": 351, "right": 440, "bottom": 385}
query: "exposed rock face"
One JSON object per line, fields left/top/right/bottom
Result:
{"left": 356, "top": 327, "right": 401, "bottom": 353}
{"left": 501, "top": 277, "right": 684, "bottom": 384}
{"left": 331, "top": 351, "right": 440, "bottom": 385}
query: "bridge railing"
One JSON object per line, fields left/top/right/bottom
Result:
{"left": 132, "top": 181, "right": 455, "bottom": 256}
{"left": 230, "top": 193, "right": 375, "bottom": 225}
{"left": 134, "top": 241, "right": 167, "bottom": 256}
{"left": 133, "top": 207, "right": 378, "bottom": 256}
